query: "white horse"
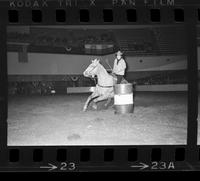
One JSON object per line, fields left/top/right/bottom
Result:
{"left": 82, "top": 58, "right": 118, "bottom": 112}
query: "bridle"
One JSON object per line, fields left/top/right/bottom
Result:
{"left": 87, "top": 63, "right": 98, "bottom": 76}
{"left": 87, "top": 63, "right": 114, "bottom": 88}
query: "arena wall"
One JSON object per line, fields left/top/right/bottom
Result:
{"left": 67, "top": 84, "right": 188, "bottom": 93}
{"left": 7, "top": 52, "right": 187, "bottom": 75}
{"left": 136, "top": 84, "right": 187, "bottom": 92}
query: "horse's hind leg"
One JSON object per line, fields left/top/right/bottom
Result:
{"left": 104, "top": 97, "right": 112, "bottom": 107}
{"left": 92, "top": 101, "right": 97, "bottom": 110}
{"left": 93, "top": 95, "right": 109, "bottom": 108}
{"left": 105, "top": 91, "right": 114, "bottom": 108}
{"left": 83, "top": 92, "right": 98, "bottom": 112}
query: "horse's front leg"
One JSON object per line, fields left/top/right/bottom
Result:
{"left": 83, "top": 94, "right": 93, "bottom": 112}
{"left": 83, "top": 92, "right": 98, "bottom": 112}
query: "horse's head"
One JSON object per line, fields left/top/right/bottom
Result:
{"left": 83, "top": 58, "right": 100, "bottom": 78}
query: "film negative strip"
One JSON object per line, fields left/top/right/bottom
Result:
{"left": 0, "top": 0, "right": 200, "bottom": 172}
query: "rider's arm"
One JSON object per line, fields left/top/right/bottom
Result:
{"left": 112, "top": 59, "right": 117, "bottom": 73}
{"left": 118, "top": 59, "right": 126, "bottom": 71}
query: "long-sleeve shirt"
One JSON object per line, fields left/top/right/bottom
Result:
{"left": 113, "top": 58, "right": 126, "bottom": 75}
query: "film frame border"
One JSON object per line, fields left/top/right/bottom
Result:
{"left": 0, "top": 0, "right": 199, "bottom": 172}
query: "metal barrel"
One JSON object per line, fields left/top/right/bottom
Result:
{"left": 114, "top": 83, "right": 134, "bottom": 114}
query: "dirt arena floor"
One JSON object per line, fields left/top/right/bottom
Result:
{"left": 8, "top": 92, "right": 187, "bottom": 146}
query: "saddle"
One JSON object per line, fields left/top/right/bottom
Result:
{"left": 110, "top": 73, "right": 128, "bottom": 84}
{"left": 110, "top": 73, "right": 117, "bottom": 80}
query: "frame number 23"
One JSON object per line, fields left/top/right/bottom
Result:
{"left": 60, "top": 162, "right": 76, "bottom": 171}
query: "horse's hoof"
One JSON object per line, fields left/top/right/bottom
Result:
{"left": 104, "top": 104, "right": 109, "bottom": 107}
{"left": 92, "top": 104, "right": 97, "bottom": 110}
{"left": 110, "top": 104, "right": 114, "bottom": 108}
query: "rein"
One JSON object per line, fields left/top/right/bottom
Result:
{"left": 91, "top": 77, "right": 113, "bottom": 88}
{"left": 88, "top": 62, "right": 114, "bottom": 88}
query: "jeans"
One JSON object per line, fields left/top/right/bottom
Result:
{"left": 116, "top": 75, "right": 123, "bottom": 84}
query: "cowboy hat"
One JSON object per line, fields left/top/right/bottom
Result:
{"left": 116, "top": 50, "right": 123, "bottom": 56}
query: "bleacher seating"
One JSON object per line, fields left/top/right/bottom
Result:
{"left": 113, "top": 27, "right": 186, "bottom": 56}
{"left": 133, "top": 70, "right": 187, "bottom": 85}
{"left": 113, "top": 28, "right": 157, "bottom": 56}
{"left": 7, "top": 27, "right": 187, "bottom": 56}
{"left": 197, "top": 26, "right": 200, "bottom": 46}
{"left": 7, "top": 29, "right": 117, "bottom": 55}
{"left": 154, "top": 26, "right": 186, "bottom": 55}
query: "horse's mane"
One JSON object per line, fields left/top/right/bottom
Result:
{"left": 98, "top": 62, "right": 109, "bottom": 76}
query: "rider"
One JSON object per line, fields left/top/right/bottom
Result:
{"left": 112, "top": 50, "right": 127, "bottom": 84}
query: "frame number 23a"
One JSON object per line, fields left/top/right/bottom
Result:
{"left": 151, "top": 162, "right": 175, "bottom": 170}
